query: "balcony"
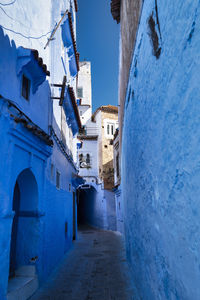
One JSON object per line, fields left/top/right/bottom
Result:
{"left": 78, "top": 126, "right": 99, "bottom": 138}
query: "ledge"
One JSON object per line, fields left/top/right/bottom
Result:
{"left": 17, "top": 47, "right": 50, "bottom": 93}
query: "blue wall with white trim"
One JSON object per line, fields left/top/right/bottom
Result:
{"left": 0, "top": 8, "right": 78, "bottom": 298}
{"left": 122, "top": 0, "right": 200, "bottom": 299}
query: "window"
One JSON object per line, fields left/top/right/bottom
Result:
{"left": 69, "top": 183, "right": 71, "bottom": 192}
{"left": 107, "top": 124, "right": 110, "bottom": 135}
{"left": 111, "top": 125, "right": 114, "bottom": 135}
{"left": 86, "top": 153, "right": 90, "bottom": 164}
{"left": 51, "top": 164, "right": 54, "bottom": 179}
{"left": 79, "top": 154, "right": 83, "bottom": 160}
{"left": 77, "top": 87, "right": 83, "bottom": 98}
{"left": 79, "top": 153, "right": 91, "bottom": 168}
{"left": 104, "top": 120, "right": 116, "bottom": 138}
{"left": 22, "top": 75, "right": 30, "bottom": 100}
{"left": 56, "top": 171, "right": 61, "bottom": 189}
{"left": 116, "top": 154, "right": 120, "bottom": 177}
{"left": 104, "top": 145, "right": 108, "bottom": 148}
{"left": 80, "top": 110, "right": 83, "bottom": 116}
{"left": 65, "top": 221, "right": 68, "bottom": 236}
{"left": 79, "top": 153, "right": 83, "bottom": 166}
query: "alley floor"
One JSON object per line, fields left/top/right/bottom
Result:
{"left": 30, "top": 226, "right": 137, "bottom": 300}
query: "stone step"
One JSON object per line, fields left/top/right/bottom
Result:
{"left": 7, "top": 275, "right": 38, "bottom": 300}
{"left": 15, "top": 265, "right": 36, "bottom": 277}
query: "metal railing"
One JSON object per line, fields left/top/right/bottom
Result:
{"left": 79, "top": 126, "right": 98, "bottom": 136}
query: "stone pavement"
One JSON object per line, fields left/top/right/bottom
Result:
{"left": 30, "top": 226, "right": 138, "bottom": 300}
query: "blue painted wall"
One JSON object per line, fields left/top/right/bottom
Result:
{"left": 121, "top": 0, "right": 200, "bottom": 299}
{"left": 78, "top": 185, "right": 116, "bottom": 231}
{"left": 0, "top": 6, "right": 78, "bottom": 297}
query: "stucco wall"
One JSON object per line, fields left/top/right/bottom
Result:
{"left": 0, "top": 4, "right": 78, "bottom": 297}
{"left": 78, "top": 185, "right": 116, "bottom": 231}
{"left": 0, "top": 0, "right": 78, "bottom": 157}
{"left": 78, "top": 62, "right": 92, "bottom": 107}
{"left": 99, "top": 111, "right": 118, "bottom": 189}
{"left": 121, "top": 0, "right": 200, "bottom": 299}
{"left": 78, "top": 139, "right": 98, "bottom": 179}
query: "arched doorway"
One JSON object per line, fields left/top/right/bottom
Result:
{"left": 77, "top": 184, "right": 97, "bottom": 226}
{"left": 9, "top": 168, "right": 39, "bottom": 278}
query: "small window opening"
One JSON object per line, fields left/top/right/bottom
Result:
{"left": 51, "top": 163, "right": 54, "bottom": 179}
{"left": 107, "top": 124, "right": 110, "bottom": 135}
{"left": 22, "top": 75, "right": 30, "bottom": 100}
{"left": 65, "top": 221, "right": 68, "bottom": 236}
{"left": 86, "top": 153, "right": 90, "bottom": 164}
{"left": 104, "top": 145, "right": 108, "bottom": 148}
{"left": 77, "top": 87, "right": 83, "bottom": 98}
{"left": 69, "top": 183, "right": 71, "bottom": 192}
{"left": 56, "top": 171, "right": 61, "bottom": 189}
{"left": 111, "top": 125, "right": 114, "bottom": 135}
{"left": 116, "top": 153, "right": 120, "bottom": 177}
{"left": 79, "top": 154, "right": 83, "bottom": 167}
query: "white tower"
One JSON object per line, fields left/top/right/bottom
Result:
{"left": 77, "top": 61, "right": 92, "bottom": 125}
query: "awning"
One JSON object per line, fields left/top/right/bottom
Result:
{"left": 62, "top": 85, "right": 81, "bottom": 136}
{"left": 17, "top": 47, "right": 50, "bottom": 94}
{"left": 61, "top": 16, "right": 73, "bottom": 48}
{"left": 61, "top": 12, "right": 79, "bottom": 77}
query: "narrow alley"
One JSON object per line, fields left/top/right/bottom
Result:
{"left": 30, "top": 226, "right": 136, "bottom": 300}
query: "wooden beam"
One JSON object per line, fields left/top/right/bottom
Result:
{"left": 59, "top": 76, "right": 67, "bottom": 106}
{"left": 44, "top": 9, "right": 68, "bottom": 50}
{"left": 51, "top": 84, "right": 63, "bottom": 87}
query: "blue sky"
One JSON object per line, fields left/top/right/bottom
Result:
{"left": 76, "top": 0, "right": 119, "bottom": 112}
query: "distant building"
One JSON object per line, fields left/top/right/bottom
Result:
{"left": 77, "top": 62, "right": 118, "bottom": 231}
{"left": 77, "top": 61, "right": 92, "bottom": 126}
{"left": 0, "top": 1, "right": 81, "bottom": 299}
{"left": 92, "top": 105, "right": 118, "bottom": 190}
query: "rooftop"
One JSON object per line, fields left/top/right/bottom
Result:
{"left": 92, "top": 105, "right": 118, "bottom": 121}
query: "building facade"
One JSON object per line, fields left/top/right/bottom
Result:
{"left": 0, "top": 1, "right": 81, "bottom": 299}
{"left": 112, "top": 0, "right": 200, "bottom": 299}
{"left": 93, "top": 106, "right": 118, "bottom": 190}
{"left": 76, "top": 62, "right": 118, "bottom": 231}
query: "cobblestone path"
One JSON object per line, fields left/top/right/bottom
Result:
{"left": 30, "top": 226, "right": 137, "bottom": 300}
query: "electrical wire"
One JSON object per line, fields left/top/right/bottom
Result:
{"left": 0, "top": 0, "right": 17, "bottom": 6}
{"left": 1, "top": 25, "right": 52, "bottom": 40}
{"left": 0, "top": 5, "right": 27, "bottom": 28}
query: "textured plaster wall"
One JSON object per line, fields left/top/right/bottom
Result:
{"left": 122, "top": 0, "right": 200, "bottom": 299}
{"left": 99, "top": 111, "right": 118, "bottom": 189}
{"left": 79, "top": 185, "right": 116, "bottom": 231}
{"left": 0, "top": 10, "right": 77, "bottom": 298}
{"left": 78, "top": 139, "right": 98, "bottom": 178}
{"left": 78, "top": 62, "right": 92, "bottom": 107}
{"left": 0, "top": 0, "right": 77, "bottom": 154}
